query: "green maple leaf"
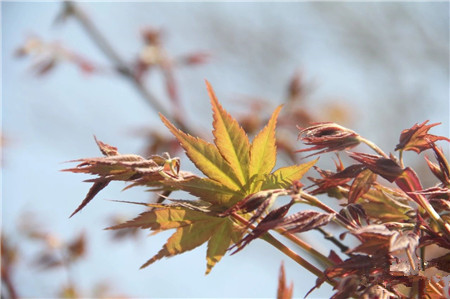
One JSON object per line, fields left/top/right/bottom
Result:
{"left": 108, "top": 204, "right": 242, "bottom": 274}
{"left": 142, "top": 81, "right": 316, "bottom": 272}
{"left": 71, "top": 81, "right": 316, "bottom": 273}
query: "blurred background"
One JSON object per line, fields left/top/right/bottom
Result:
{"left": 2, "top": 2, "right": 449, "bottom": 298}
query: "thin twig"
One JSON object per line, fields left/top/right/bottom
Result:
{"left": 316, "top": 227, "right": 350, "bottom": 254}
{"left": 63, "top": 1, "right": 190, "bottom": 133}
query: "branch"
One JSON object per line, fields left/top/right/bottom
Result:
{"left": 62, "top": 1, "right": 190, "bottom": 133}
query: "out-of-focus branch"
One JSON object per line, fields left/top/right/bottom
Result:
{"left": 62, "top": 1, "right": 190, "bottom": 133}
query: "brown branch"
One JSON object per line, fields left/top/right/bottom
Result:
{"left": 1, "top": 266, "right": 18, "bottom": 299}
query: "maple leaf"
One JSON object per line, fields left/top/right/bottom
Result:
{"left": 63, "top": 139, "right": 193, "bottom": 217}
{"left": 297, "top": 122, "right": 360, "bottom": 157}
{"left": 108, "top": 204, "right": 243, "bottom": 274}
{"left": 357, "top": 185, "right": 414, "bottom": 222}
{"left": 348, "top": 169, "right": 377, "bottom": 204}
{"left": 160, "top": 81, "right": 315, "bottom": 209}
{"left": 395, "top": 121, "right": 450, "bottom": 153}
{"left": 69, "top": 82, "right": 316, "bottom": 273}
{"left": 349, "top": 152, "right": 403, "bottom": 183}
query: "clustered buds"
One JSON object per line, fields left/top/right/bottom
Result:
{"left": 297, "top": 122, "right": 360, "bottom": 156}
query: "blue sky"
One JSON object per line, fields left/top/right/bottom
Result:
{"left": 2, "top": 2, "right": 449, "bottom": 298}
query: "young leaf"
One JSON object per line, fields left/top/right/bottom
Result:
{"left": 207, "top": 80, "right": 250, "bottom": 185}
{"left": 64, "top": 138, "right": 183, "bottom": 217}
{"left": 279, "top": 210, "right": 334, "bottom": 234}
{"left": 357, "top": 185, "right": 414, "bottom": 222}
{"left": 395, "top": 121, "right": 450, "bottom": 153}
{"left": 231, "top": 200, "right": 295, "bottom": 254}
{"left": 249, "top": 105, "right": 282, "bottom": 180}
{"left": 348, "top": 169, "right": 377, "bottom": 203}
{"left": 160, "top": 113, "right": 242, "bottom": 191}
{"left": 350, "top": 152, "right": 403, "bottom": 183}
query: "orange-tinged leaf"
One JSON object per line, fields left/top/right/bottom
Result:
{"left": 249, "top": 105, "right": 282, "bottom": 180}
{"left": 277, "top": 262, "right": 294, "bottom": 299}
{"left": 262, "top": 159, "right": 317, "bottom": 190}
{"left": 109, "top": 205, "right": 242, "bottom": 273}
{"left": 207, "top": 80, "right": 250, "bottom": 185}
{"left": 160, "top": 113, "right": 242, "bottom": 191}
{"left": 140, "top": 219, "right": 218, "bottom": 269}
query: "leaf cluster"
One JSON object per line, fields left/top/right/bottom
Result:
{"left": 66, "top": 83, "right": 450, "bottom": 297}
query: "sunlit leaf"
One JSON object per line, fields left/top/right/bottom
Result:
{"left": 249, "top": 105, "right": 282, "bottom": 181}
{"left": 160, "top": 113, "right": 242, "bottom": 191}
{"left": 207, "top": 80, "right": 250, "bottom": 185}
{"left": 108, "top": 205, "right": 242, "bottom": 273}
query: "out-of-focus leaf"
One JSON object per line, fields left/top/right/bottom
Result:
{"left": 208, "top": 80, "right": 250, "bottom": 186}
{"left": 348, "top": 169, "right": 377, "bottom": 203}
{"left": 67, "top": 232, "right": 86, "bottom": 261}
{"left": 277, "top": 262, "right": 293, "bottom": 299}
{"left": 395, "top": 121, "right": 450, "bottom": 153}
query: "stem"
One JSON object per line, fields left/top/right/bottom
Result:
{"left": 398, "top": 150, "right": 405, "bottom": 168}
{"left": 260, "top": 233, "right": 329, "bottom": 282}
{"left": 231, "top": 213, "right": 335, "bottom": 277}
{"left": 1, "top": 266, "right": 18, "bottom": 299}
{"left": 276, "top": 227, "right": 334, "bottom": 267}
{"left": 298, "top": 191, "right": 356, "bottom": 230}
{"left": 316, "top": 227, "right": 349, "bottom": 254}
{"left": 358, "top": 136, "right": 389, "bottom": 158}
{"left": 416, "top": 195, "right": 450, "bottom": 236}
{"left": 63, "top": 1, "right": 191, "bottom": 133}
